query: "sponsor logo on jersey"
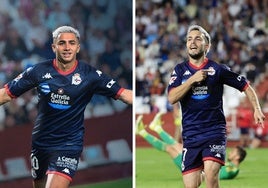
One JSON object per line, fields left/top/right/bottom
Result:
{"left": 183, "top": 70, "right": 191, "bottom": 76}
{"left": 72, "top": 73, "right": 82, "bottom": 85}
{"left": 96, "top": 70, "right": 102, "bottom": 76}
{"left": 40, "top": 83, "right": 51, "bottom": 94}
{"left": 169, "top": 76, "right": 177, "bottom": 85}
{"left": 236, "top": 75, "right": 245, "bottom": 82}
{"left": 191, "top": 85, "right": 209, "bottom": 100}
{"left": 58, "top": 88, "right": 64, "bottom": 94}
{"left": 14, "top": 73, "right": 23, "bottom": 82}
{"left": 56, "top": 156, "right": 78, "bottom": 171}
{"left": 171, "top": 70, "right": 177, "bottom": 76}
{"left": 106, "top": 79, "right": 116, "bottom": 88}
{"left": 215, "top": 153, "right": 221, "bottom": 158}
{"left": 210, "top": 144, "right": 225, "bottom": 154}
{"left": 49, "top": 92, "right": 71, "bottom": 110}
{"left": 42, "top": 73, "right": 53, "bottom": 79}
{"left": 62, "top": 168, "right": 70, "bottom": 174}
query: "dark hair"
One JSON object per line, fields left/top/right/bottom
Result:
{"left": 236, "top": 146, "right": 247, "bottom": 163}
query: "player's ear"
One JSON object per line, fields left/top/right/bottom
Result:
{"left": 51, "top": 44, "right": 56, "bottom": 53}
{"left": 76, "top": 44, "right": 80, "bottom": 53}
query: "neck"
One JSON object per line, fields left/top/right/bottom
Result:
{"left": 56, "top": 60, "right": 76, "bottom": 72}
{"left": 189, "top": 56, "right": 206, "bottom": 67}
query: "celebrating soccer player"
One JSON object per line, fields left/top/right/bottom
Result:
{"left": 167, "top": 25, "right": 265, "bottom": 188}
{"left": 0, "top": 26, "right": 132, "bottom": 188}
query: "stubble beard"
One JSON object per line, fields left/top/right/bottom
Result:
{"left": 188, "top": 51, "right": 204, "bottom": 60}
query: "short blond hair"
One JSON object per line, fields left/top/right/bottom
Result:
{"left": 52, "top": 26, "right": 80, "bottom": 41}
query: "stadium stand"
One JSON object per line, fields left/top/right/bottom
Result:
{"left": 82, "top": 144, "right": 112, "bottom": 167}
{"left": 106, "top": 139, "right": 133, "bottom": 163}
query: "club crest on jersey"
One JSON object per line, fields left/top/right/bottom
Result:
{"left": 72, "top": 73, "right": 82, "bottom": 85}
{"left": 207, "top": 66, "right": 215, "bottom": 76}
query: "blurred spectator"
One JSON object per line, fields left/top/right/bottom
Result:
{"left": 250, "top": 118, "right": 268, "bottom": 148}
{"left": 3, "top": 26, "right": 30, "bottom": 61}
{"left": 149, "top": 97, "right": 160, "bottom": 113}
{"left": 25, "top": 14, "right": 49, "bottom": 58}
{"left": 236, "top": 97, "right": 253, "bottom": 147}
{"left": 98, "top": 40, "right": 122, "bottom": 78}
{"left": 46, "top": 1, "right": 71, "bottom": 31}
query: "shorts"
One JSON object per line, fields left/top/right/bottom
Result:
{"left": 30, "top": 148, "right": 82, "bottom": 181}
{"left": 181, "top": 139, "right": 226, "bottom": 175}
{"left": 240, "top": 127, "right": 250, "bottom": 135}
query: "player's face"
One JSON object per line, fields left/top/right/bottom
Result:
{"left": 186, "top": 30, "right": 208, "bottom": 60}
{"left": 52, "top": 33, "right": 80, "bottom": 64}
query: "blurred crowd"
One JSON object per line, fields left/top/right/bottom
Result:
{"left": 0, "top": 0, "right": 132, "bottom": 131}
{"left": 136, "top": 0, "right": 268, "bottom": 114}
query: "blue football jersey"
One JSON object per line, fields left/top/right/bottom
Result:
{"left": 168, "top": 58, "right": 249, "bottom": 146}
{"left": 5, "top": 59, "right": 123, "bottom": 150}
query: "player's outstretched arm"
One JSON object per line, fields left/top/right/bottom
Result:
{"left": 118, "top": 89, "right": 132, "bottom": 105}
{"left": 0, "top": 88, "right": 12, "bottom": 105}
{"left": 244, "top": 85, "right": 265, "bottom": 126}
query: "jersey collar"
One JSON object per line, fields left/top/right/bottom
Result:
{"left": 188, "top": 57, "right": 208, "bottom": 70}
{"left": 53, "top": 59, "right": 78, "bottom": 75}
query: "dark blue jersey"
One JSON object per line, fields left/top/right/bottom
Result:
{"left": 5, "top": 59, "right": 123, "bottom": 150}
{"left": 168, "top": 58, "right": 249, "bottom": 147}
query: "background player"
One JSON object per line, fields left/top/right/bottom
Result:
{"left": 0, "top": 26, "right": 132, "bottom": 188}
{"left": 136, "top": 113, "right": 247, "bottom": 181}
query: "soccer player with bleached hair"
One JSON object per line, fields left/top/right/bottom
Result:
{"left": 167, "top": 25, "right": 265, "bottom": 188}
{"left": 0, "top": 25, "right": 132, "bottom": 188}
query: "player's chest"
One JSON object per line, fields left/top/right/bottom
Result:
{"left": 37, "top": 72, "right": 90, "bottom": 98}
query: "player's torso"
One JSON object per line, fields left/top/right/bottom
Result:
{"left": 36, "top": 65, "right": 92, "bottom": 111}
{"left": 173, "top": 60, "right": 227, "bottom": 144}
{"left": 32, "top": 60, "right": 95, "bottom": 150}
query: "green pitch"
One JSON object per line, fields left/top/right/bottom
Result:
{"left": 136, "top": 147, "right": 268, "bottom": 188}
{"left": 71, "top": 177, "right": 132, "bottom": 188}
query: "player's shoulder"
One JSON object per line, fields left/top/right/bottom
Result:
{"left": 77, "top": 60, "right": 96, "bottom": 72}
{"left": 175, "top": 60, "right": 188, "bottom": 68}
{"left": 23, "top": 59, "right": 53, "bottom": 74}
{"left": 37, "top": 59, "right": 54, "bottom": 66}
{"left": 173, "top": 60, "right": 188, "bottom": 72}
{"left": 77, "top": 60, "right": 105, "bottom": 79}
{"left": 207, "top": 59, "right": 230, "bottom": 70}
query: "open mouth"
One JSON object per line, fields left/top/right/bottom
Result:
{"left": 190, "top": 46, "right": 197, "bottom": 50}
{"left": 62, "top": 53, "right": 72, "bottom": 57}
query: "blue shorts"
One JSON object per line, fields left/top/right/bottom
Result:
{"left": 181, "top": 139, "right": 226, "bottom": 175}
{"left": 30, "top": 148, "right": 82, "bottom": 181}
{"left": 240, "top": 127, "right": 250, "bottom": 134}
